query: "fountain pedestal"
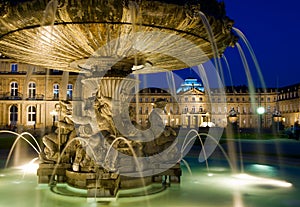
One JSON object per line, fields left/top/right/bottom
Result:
{"left": 37, "top": 163, "right": 71, "bottom": 184}
{"left": 66, "top": 170, "right": 120, "bottom": 197}
{"left": 37, "top": 76, "right": 182, "bottom": 197}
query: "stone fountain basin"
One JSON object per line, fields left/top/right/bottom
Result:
{"left": 0, "top": 0, "right": 236, "bottom": 72}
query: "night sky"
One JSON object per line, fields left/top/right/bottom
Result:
{"left": 223, "top": 0, "right": 300, "bottom": 88}
{"left": 144, "top": 0, "right": 300, "bottom": 89}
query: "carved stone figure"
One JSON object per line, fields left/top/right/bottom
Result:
{"left": 41, "top": 101, "right": 77, "bottom": 163}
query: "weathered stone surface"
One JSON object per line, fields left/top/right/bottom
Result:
{"left": 66, "top": 170, "right": 96, "bottom": 180}
{"left": 120, "top": 176, "right": 152, "bottom": 189}
{"left": 0, "top": 0, "right": 237, "bottom": 72}
{"left": 37, "top": 163, "right": 72, "bottom": 183}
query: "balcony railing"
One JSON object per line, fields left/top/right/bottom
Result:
{"left": 0, "top": 92, "right": 44, "bottom": 100}
{"left": 0, "top": 92, "right": 23, "bottom": 100}
{"left": 26, "top": 94, "right": 44, "bottom": 100}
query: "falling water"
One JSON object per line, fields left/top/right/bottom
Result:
{"left": 48, "top": 137, "right": 98, "bottom": 185}
{"left": 235, "top": 43, "right": 255, "bottom": 105}
{"left": 22, "top": 66, "right": 34, "bottom": 100}
{"left": 105, "top": 137, "right": 144, "bottom": 178}
{"left": 105, "top": 137, "right": 152, "bottom": 206}
{"left": 134, "top": 74, "right": 140, "bottom": 124}
{"left": 236, "top": 44, "right": 268, "bottom": 165}
{"left": 129, "top": 1, "right": 142, "bottom": 126}
{"left": 41, "top": 0, "right": 58, "bottom": 26}
{"left": 181, "top": 159, "right": 193, "bottom": 175}
{"left": 233, "top": 27, "right": 266, "bottom": 89}
{"left": 1, "top": 131, "right": 41, "bottom": 168}
{"left": 181, "top": 129, "right": 210, "bottom": 174}
{"left": 198, "top": 11, "right": 224, "bottom": 84}
{"left": 221, "top": 54, "right": 245, "bottom": 173}
{"left": 180, "top": 130, "right": 235, "bottom": 172}
{"left": 60, "top": 71, "right": 69, "bottom": 100}
{"left": 166, "top": 71, "right": 178, "bottom": 99}
{"left": 198, "top": 133, "right": 234, "bottom": 171}
{"left": 221, "top": 54, "right": 234, "bottom": 89}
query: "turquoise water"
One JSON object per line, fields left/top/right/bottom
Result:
{"left": 1, "top": 139, "right": 300, "bottom": 207}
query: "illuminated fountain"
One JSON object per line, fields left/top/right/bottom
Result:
{"left": 0, "top": 0, "right": 299, "bottom": 207}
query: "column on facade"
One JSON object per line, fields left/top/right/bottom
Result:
{"left": 3, "top": 103, "right": 6, "bottom": 126}
{"left": 40, "top": 103, "right": 45, "bottom": 128}
{"left": 0, "top": 103, "right": 2, "bottom": 126}
{"left": 17, "top": 103, "right": 21, "bottom": 126}
{"left": 21, "top": 104, "right": 26, "bottom": 127}
{"left": 37, "top": 103, "right": 41, "bottom": 126}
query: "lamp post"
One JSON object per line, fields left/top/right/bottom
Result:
{"left": 228, "top": 108, "right": 238, "bottom": 135}
{"left": 272, "top": 110, "right": 282, "bottom": 134}
{"left": 205, "top": 112, "right": 209, "bottom": 126}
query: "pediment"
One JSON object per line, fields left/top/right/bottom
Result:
{"left": 179, "top": 88, "right": 205, "bottom": 95}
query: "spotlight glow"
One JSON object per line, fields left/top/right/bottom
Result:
{"left": 17, "top": 158, "right": 39, "bottom": 174}
{"left": 233, "top": 173, "right": 292, "bottom": 188}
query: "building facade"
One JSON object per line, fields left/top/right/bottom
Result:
{"left": 0, "top": 58, "right": 78, "bottom": 132}
{"left": 0, "top": 59, "right": 299, "bottom": 132}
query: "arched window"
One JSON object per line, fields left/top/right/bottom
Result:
{"left": 28, "top": 82, "right": 36, "bottom": 99}
{"left": 67, "top": 84, "right": 73, "bottom": 100}
{"left": 184, "top": 106, "right": 188, "bottom": 113}
{"left": 10, "top": 82, "right": 18, "bottom": 97}
{"left": 27, "top": 106, "right": 36, "bottom": 125}
{"left": 53, "top": 84, "right": 59, "bottom": 99}
{"left": 10, "top": 105, "right": 18, "bottom": 126}
{"left": 191, "top": 106, "right": 195, "bottom": 113}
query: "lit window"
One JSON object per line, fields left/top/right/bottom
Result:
{"left": 10, "top": 82, "right": 18, "bottom": 97}
{"left": 10, "top": 105, "right": 18, "bottom": 126}
{"left": 67, "top": 84, "right": 73, "bottom": 100}
{"left": 184, "top": 106, "right": 188, "bottom": 113}
{"left": 53, "top": 84, "right": 59, "bottom": 99}
{"left": 11, "top": 63, "right": 18, "bottom": 73}
{"left": 191, "top": 106, "right": 195, "bottom": 113}
{"left": 27, "top": 106, "right": 36, "bottom": 125}
{"left": 28, "top": 82, "right": 36, "bottom": 99}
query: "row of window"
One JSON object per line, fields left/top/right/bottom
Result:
{"left": 210, "top": 105, "right": 276, "bottom": 114}
{"left": 7, "top": 63, "right": 61, "bottom": 74}
{"left": 213, "top": 96, "right": 277, "bottom": 103}
{"left": 9, "top": 81, "right": 73, "bottom": 99}
{"left": 278, "top": 91, "right": 299, "bottom": 100}
{"left": 9, "top": 105, "right": 36, "bottom": 125}
{"left": 136, "top": 96, "right": 279, "bottom": 104}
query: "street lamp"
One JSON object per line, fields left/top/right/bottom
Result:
{"left": 205, "top": 112, "right": 209, "bottom": 126}
{"left": 227, "top": 108, "right": 238, "bottom": 135}
{"left": 228, "top": 108, "right": 238, "bottom": 124}
{"left": 272, "top": 110, "right": 282, "bottom": 133}
{"left": 257, "top": 106, "right": 265, "bottom": 134}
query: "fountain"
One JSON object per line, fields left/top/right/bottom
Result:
{"left": 1, "top": 0, "right": 300, "bottom": 207}
{"left": 0, "top": 0, "right": 237, "bottom": 197}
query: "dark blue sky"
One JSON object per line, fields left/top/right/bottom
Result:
{"left": 223, "top": 0, "right": 300, "bottom": 87}
{"left": 145, "top": 0, "right": 300, "bottom": 89}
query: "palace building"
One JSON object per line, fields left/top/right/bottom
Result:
{"left": 0, "top": 59, "right": 299, "bottom": 132}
